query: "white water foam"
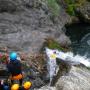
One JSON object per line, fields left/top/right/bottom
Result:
{"left": 56, "top": 50, "right": 90, "bottom": 67}
{"left": 45, "top": 48, "right": 90, "bottom": 85}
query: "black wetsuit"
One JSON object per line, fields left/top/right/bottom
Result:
{"left": 7, "top": 60, "right": 22, "bottom": 85}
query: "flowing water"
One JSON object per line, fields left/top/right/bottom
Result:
{"left": 46, "top": 48, "right": 58, "bottom": 85}
{"left": 46, "top": 47, "right": 90, "bottom": 85}
{"left": 31, "top": 22, "right": 90, "bottom": 89}
{"left": 44, "top": 23, "right": 90, "bottom": 87}
{"left": 65, "top": 22, "right": 90, "bottom": 58}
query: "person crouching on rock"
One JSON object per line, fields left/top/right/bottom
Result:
{"left": 7, "top": 52, "right": 23, "bottom": 85}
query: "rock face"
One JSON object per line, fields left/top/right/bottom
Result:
{"left": 0, "top": 0, "right": 71, "bottom": 53}
{"left": 75, "top": 1, "right": 90, "bottom": 23}
{"left": 35, "top": 86, "right": 56, "bottom": 90}
{"left": 56, "top": 66, "right": 90, "bottom": 90}
{"left": 35, "top": 66, "right": 90, "bottom": 90}
{"left": 50, "top": 58, "right": 72, "bottom": 86}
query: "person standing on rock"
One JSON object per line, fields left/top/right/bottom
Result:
{"left": 7, "top": 52, "right": 23, "bottom": 85}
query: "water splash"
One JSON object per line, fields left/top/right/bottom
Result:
{"left": 45, "top": 48, "right": 90, "bottom": 85}
{"left": 46, "top": 48, "right": 58, "bottom": 85}
{"left": 56, "top": 50, "right": 90, "bottom": 67}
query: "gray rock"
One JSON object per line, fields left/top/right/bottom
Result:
{"left": 32, "top": 78, "right": 45, "bottom": 88}
{"left": 35, "top": 60, "right": 90, "bottom": 90}
{"left": 56, "top": 66, "right": 90, "bottom": 90}
{"left": 50, "top": 58, "right": 71, "bottom": 86}
{"left": 0, "top": 0, "right": 23, "bottom": 12}
{"left": 0, "top": 0, "right": 71, "bottom": 54}
{"left": 34, "top": 86, "right": 56, "bottom": 90}
{"left": 75, "top": 1, "right": 90, "bottom": 23}
{"left": 56, "top": 34, "right": 71, "bottom": 47}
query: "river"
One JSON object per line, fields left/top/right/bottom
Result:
{"left": 65, "top": 22, "right": 90, "bottom": 58}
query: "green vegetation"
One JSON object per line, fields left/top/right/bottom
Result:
{"left": 42, "top": 38, "right": 67, "bottom": 51}
{"left": 46, "top": 39, "right": 64, "bottom": 50}
{"left": 44, "top": 0, "right": 87, "bottom": 16}
{"left": 0, "top": 54, "right": 8, "bottom": 63}
{"left": 65, "top": 0, "right": 86, "bottom": 16}
{"left": 46, "top": 0, "right": 60, "bottom": 17}
{"left": 45, "top": 0, "right": 86, "bottom": 16}
{"left": 66, "top": 4, "right": 75, "bottom": 16}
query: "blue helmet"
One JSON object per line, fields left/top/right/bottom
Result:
{"left": 10, "top": 52, "right": 17, "bottom": 61}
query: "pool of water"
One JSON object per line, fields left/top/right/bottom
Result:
{"left": 65, "top": 22, "right": 90, "bottom": 57}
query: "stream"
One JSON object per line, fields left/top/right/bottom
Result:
{"left": 65, "top": 22, "right": 90, "bottom": 58}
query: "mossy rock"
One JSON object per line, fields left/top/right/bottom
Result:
{"left": 64, "top": 0, "right": 86, "bottom": 16}
{"left": 41, "top": 38, "right": 71, "bottom": 52}
{"left": 46, "top": 0, "right": 60, "bottom": 17}
{"left": 66, "top": 5, "right": 75, "bottom": 16}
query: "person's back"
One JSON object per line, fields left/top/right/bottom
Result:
{"left": 7, "top": 60, "right": 22, "bottom": 76}
{"left": 7, "top": 52, "right": 23, "bottom": 85}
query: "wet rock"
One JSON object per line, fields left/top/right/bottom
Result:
{"left": 56, "top": 34, "right": 71, "bottom": 47}
{"left": 55, "top": 66, "right": 90, "bottom": 90}
{"left": 34, "top": 58, "right": 90, "bottom": 90}
{"left": 50, "top": 58, "right": 71, "bottom": 86}
{"left": 34, "top": 86, "right": 56, "bottom": 90}
{"left": 75, "top": 1, "right": 90, "bottom": 23}
{"left": 31, "top": 78, "right": 45, "bottom": 89}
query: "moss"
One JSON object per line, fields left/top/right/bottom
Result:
{"left": 46, "top": 39, "right": 64, "bottom": 50}
{"left": 65, "top": 0, "right": 74, "bottom": 4}
{"left": 66, "top": 4, "right": 75, "bottom": 16}
{"left": 65, "top": 0, "right": 86, "bottom": 16}
{"left": 41, "top": 38, "right": 70, "bottom": 52}
{"left": 46, "top": 0, "right": 60, "bottom": 17}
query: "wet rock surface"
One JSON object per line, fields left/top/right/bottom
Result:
{"left": 55, "top": 66, "right": 90, "bottom": 90}
{"left": 75, "top": 1, "right": 90, "bottom": 23}
{"left": 35, "top": 66, "right": 90, "bottom": 90}
{"left": 35, "top": 86, "right": 56, "bottom": 90}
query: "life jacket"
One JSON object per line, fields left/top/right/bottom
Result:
{"left": 10, "top": 73, "right": 23, "bottom": 80}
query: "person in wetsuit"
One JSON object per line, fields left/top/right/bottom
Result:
{"left": 7, "top": 52, "right": 23, "bottom": 85}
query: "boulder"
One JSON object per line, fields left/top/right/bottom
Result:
{"left": 56, "top": 66, "right": 90, "bottom": 90}
{"left": 34, "top": 86, "right": 56, "bottom": 90}
{"left": 75, "top": 1, "right": 90, "bottom": 23}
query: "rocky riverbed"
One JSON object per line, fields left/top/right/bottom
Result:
{"left": 36, "top": 66, "right": 90, "bottom": 90}
{"left": 0, "top": 0, "right": 90, "bottom": 90}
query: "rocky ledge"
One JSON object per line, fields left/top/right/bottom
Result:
{"left": 36, "top": 66, "right": 90, "bottom": 90}
{"left": 0, "top": 0, "right": 71, "bottom": 54}
{"left": 75, "top": 1, "right": 90, "bottom": 23}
